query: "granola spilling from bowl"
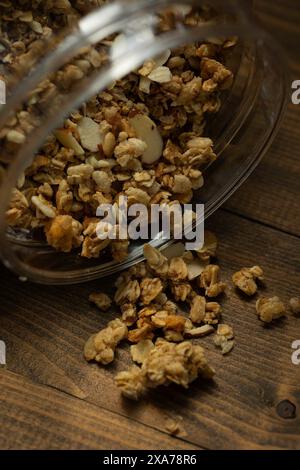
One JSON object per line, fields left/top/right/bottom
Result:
{"left": 0, "top": 0, "right": 236, "bottom": 262}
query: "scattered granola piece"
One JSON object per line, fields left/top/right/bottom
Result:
{"left": 168, "top": 257, "right": 188, "bottom": 281}
{"left": 232, "top": 266, "right": 264, "bottom": 296}
{"left": 185, "top": 324, "right": 215, "bottom": 338}
{"left": 140, "top": 278, "right": 163, "bottom": 305}
{"left": 115, "top": 339, "right": 214, "bottom": 400}
{"left": 84, "top": 319, "right": 128, "bottom": 365}
{"left": 129, "top": 115, "right": 163, "bottom": 164}
{"left": 256, "top": 297, "right": 286, "bottom": 323}
{"left": 143, "top": 244, "right": 169, "bottom": 277}
{"left": 289, "top": 298, "right": 300, "bottom": 317}
{"left": 195, "top": 231, "right": 218, "bottom": 262}
{"left": 89, "top": 292, "right": 112, "bottom": 312}
{"left": 130, "top": 339, "right": 155, "bottom": 364}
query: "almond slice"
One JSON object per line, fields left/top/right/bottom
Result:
{"left": 129, "top": 114, "right": 163, "bottom": 164}
{"left": 54, "top": 129, "right": 84, "bottom": 156}
{"left": 148, "top": 66, "right": 172, "bottom": 83}
{"left": 77, "top": 117, "right": 103, "bottom": 152}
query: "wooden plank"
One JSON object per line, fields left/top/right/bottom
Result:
{"left": 224, "top": 0, "right": 300, "bottom": 235}
{"left": 0, "top": 210, "right": 299, "bottom": 450}
{"left": 0, "top": 370, "right": 199, "bottom": 450}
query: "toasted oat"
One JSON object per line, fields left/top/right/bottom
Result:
{"left": 45, "top": 215, "right": 83, "bottom": 252}
{"left": 148, "top": 66, "right": 172, "bottom": 83}
{"left": 77, "top": 117, "right": 103, "bottom": 152}
{"left": 289, "top": 298, "right": 300, "bottom": 316}
{"left": 232, "top": 266, "right": 264, "bottom": 296}
{"left": 89, "top": 292, "right": 112, "bottom": 312}
{"left": 129, "top": 115, "right": 163, "bottom": 165}
{"left": 185, "top": 324, "right": 215, "bottom": 338}
{"left": 144, "top": 244, "right": 169, "bottom": 277}
{"left": 256, "top": 297, "right": 286, "bottom": 323}
{"left": 165, "top": 416, "right": 187, "bottom": 437}
{"left": 195, "top": 231, "right": 218, "bottom": 262}
{"left": 213, "top": 324, "right": 234, "bottom": 355}
{"left": 6, "top": 129, "right": 26, "bottom": 144}
{"left": 115, "top": 339, "right": 214, "bottom": 400}
{"left": 54, "top": 129, "right": 85, "bottom": 156}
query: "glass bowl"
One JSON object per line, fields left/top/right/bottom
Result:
{"left": 0, "top": 0, "right": 288, "bottom": 284}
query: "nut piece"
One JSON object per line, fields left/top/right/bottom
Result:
{"left": 195, "top": 231, "right": 218, "bottom": 262}
{"left": 289, "top": 298, "right": 300, "bottom": 317}
{"left": 89, "top": 292, "right": 112, "bottom": 312}
{"left": 168, "top": 257, "right": 188, "bottom": 281}
{"left": 148, "top": 66, "right": 172, "bottom": 83}
{"left": 114, "top": 366, "right": 148, "bottom": 401}
{"left": 84, "top": 318, "right": 128, "bottom": 365}
{"left": 256, "top": 297, "right": 286, "bottom": 323}
{"left": 129, "top": 114, "right": 163, "bottom": 165}
{"left": 77, "top": 117, "right": 103, "bottom": 152}
{"left": 232, "top": 266, "right": 264, "bottom": 296}
{"left": 140, "top": 278, "right": 163, "bottom": 305}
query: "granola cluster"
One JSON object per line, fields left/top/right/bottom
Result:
{"left": 82, "top": 226, "right": 298, "bottom": 400}
{"left": 1, "top": 1, "right": 235, "bottom": 262}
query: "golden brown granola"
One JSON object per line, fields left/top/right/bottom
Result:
{"left": 84, "top": 318, "right": 128, "bottom": 365}
{"left": 89, "top": 292, "right": 112, "bottom": 312}
{"left": 115, "top": 338, "right": 214, "bottom": 400}
{"left": 2, "top": 2, "right": 235, "bottom": 263}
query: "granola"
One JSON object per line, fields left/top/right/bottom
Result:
{"left": 289, "top": 298, "right": 300, "bottom": 317}
{"left": 256, "top": 296, "right": 286, "bottom": 324}
{"left": 232, "top": 266, "right": 264, "bottom": 296}
{"left": 2, "top": 1, "right": 235, "bottom": 263}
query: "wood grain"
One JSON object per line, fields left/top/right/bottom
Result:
{"left": 0, "top": 211, "right": 299, "bottom": 450}
{"left": 225, "top": 0, "right": 300, "bottom": 236}
{"left": 0, "top": 370, "right": 199, "bottom": 450}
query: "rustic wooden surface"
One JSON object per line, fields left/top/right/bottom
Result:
{"left": 0, "top": 1, "right": 299, "bottom": 450}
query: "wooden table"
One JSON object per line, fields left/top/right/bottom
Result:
{"left": 0, "top": 0, "right": 299, "bottom": 450}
